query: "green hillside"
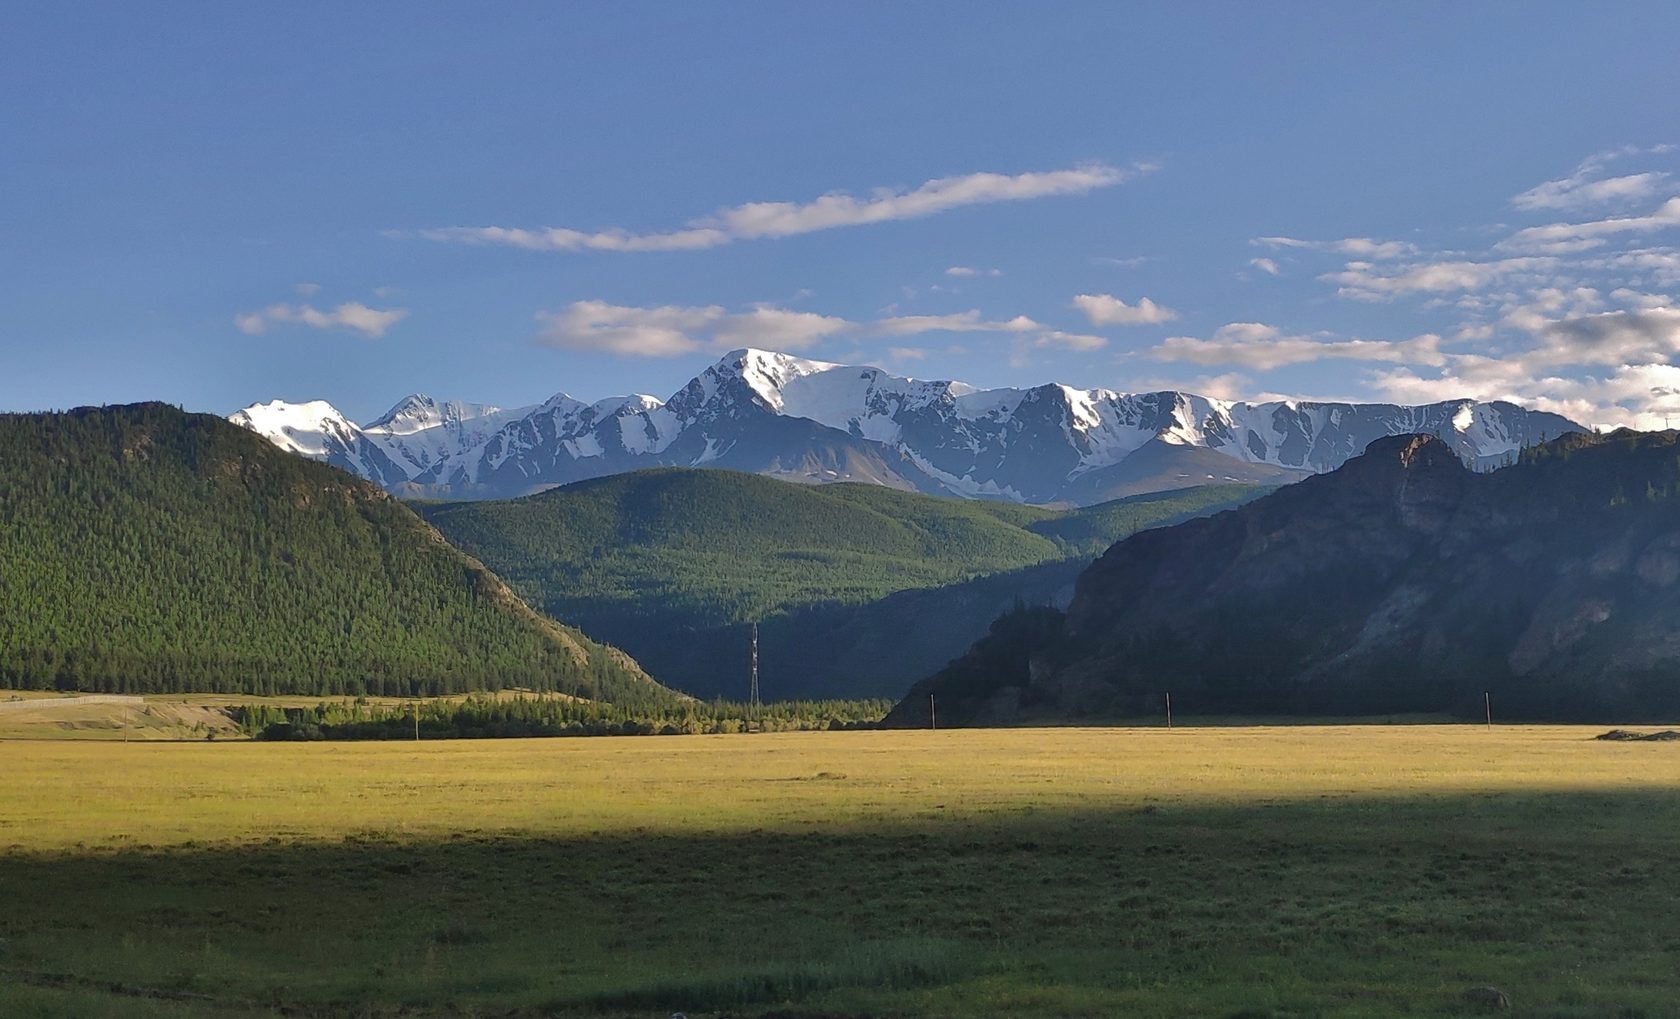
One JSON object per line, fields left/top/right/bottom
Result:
{"left": 421, "top": 469, "right": 1265, "bottom": 698}
{"left": 0, "top": 404, "right": 671, "bottom": 703}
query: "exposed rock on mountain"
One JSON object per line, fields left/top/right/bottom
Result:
{"left": 888, "top": 430, "right": 1680, "bottom": 724}
{"left": 232, "top": 349, "right": 1580, "bottom": 505}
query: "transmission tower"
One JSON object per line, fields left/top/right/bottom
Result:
{"left": 749, "top": 621, "right": 760, "bottom": 707}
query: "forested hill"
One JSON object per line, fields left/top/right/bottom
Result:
{"left": 0, "top": 403, "right": 672, "bottom": 703}
{"left": 420, "top": 468, "right": 1265, "bottom": 698}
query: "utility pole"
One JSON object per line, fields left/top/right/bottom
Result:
{"left": 1165, "top": 691, "right": 1172, "bottom": 730}
{"left": 413, "top": 702, "right": 420, "bottom": 742}
{"left": 1484, "top": 692, "right": 1492, "bottom": 731}
{"left": 929, "top": 694, "right": 936, "bottom": 731}
{"left": 749, "top": 622, "right": 760, "bottom": 708}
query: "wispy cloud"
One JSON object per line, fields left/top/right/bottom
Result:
{"left": 1498, "top": 197, "right": 1680, "bottom": 254}
{"left": 1034, "top": 329, "right": 1107, "bottom": 351}
{"left": 535, "top": 301, "right": 1083, "bottom": 357}
{"left": 866, "top": 311, "right": 1038, "bottom": 336}
{"left": 1148, "top": 322, "right": 1444, "bottom": 371}
{"left": 1254, "top": 236, "right": 1418, "bottom": 259}
{"left": 534, "top": 302, "right": 843, "bottom": 357}
{"left": 416, "top": 162, "right": 1149, "bottom": 254}
{"left": 1248, "top": 257, "right": 1281, "bottom": 276}
{"left": 235, "top": 302, "right": 407, "bottom": 339}
{"left": 1321, "top": 257, "right": 1558, "bottom": 300}
{"left": 945, "top": 265, "right": 1002, "bottom": 277}
{"left": 1511, "top": 146, "right": 1675, "bottom": 212}
{"left": 1071, "top": 293, "right": 1177, "bottom": 326}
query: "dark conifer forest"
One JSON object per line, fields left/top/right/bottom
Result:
{"left": 420, "top": 469, "right": 1265, "bottom": 697}
{"left": 0, "top": 403, "right": 671, "bottom": 703}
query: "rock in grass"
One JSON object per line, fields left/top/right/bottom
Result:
{"left": 1462, "top": 985, "right": 1510, "bottom": 1010}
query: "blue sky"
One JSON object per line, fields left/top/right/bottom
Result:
{"left": 5, "top": 3, "right": 1680, "bottom": 426}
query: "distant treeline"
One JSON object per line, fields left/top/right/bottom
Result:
{"left": 238, "top": 694, "right": 893, "bottom": 740}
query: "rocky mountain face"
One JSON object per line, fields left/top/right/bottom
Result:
{"left": 232, "top": 349, "right": 1581, "bottom": 505}
{"left": 888, "top": 430, "right": 1680, "bottom": 724}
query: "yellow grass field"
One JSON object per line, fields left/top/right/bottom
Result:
{"left": 2, "top": 726, "right": 1679, "bottom": 1016}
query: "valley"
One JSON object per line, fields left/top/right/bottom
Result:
{"left": 419, "top": 468, "right": 1266, "bottom": 698}
{"left": 10, "top": 8, "right": 1676, "bottom": 1018}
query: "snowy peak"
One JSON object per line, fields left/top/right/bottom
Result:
{"left": 365, "top": 394, "right": 511, "bottom": 436}
{"left": 713, "top": 348, "right": 845, "bottom": 409}
{"left": 232, "top": 350, "right": 1585, "bottom": 505}
{"left": 229, "top": 399, "right": 361, "bottom": 458}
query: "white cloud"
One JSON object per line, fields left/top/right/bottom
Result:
{"left": 235, "top": 302, "right": 407, "bottom": 339}
{"left": 1499, "top": 197, "right": 1680, "bottom": 254}
{"left": 1248, "top": 257, "right": 1281, "bottom": 276}
{"left": 1513, "top": 171, "right": 1670, "bottom": 213}
{"left": 1255, "top": 236, "right": 1418, "bottom": 259}
{"left": 417, "top": 163, "right": 1146, "bottom": 253}
{"left": 868, "top": 311, "right": 1038, "bottom": 336}
{"left": 534, "top": 301, "right": 725, "bottom": 356}
{"left": 712, "top": 307, "right": 853, "bottom": 351}
{"left": 293, "top": 282, "right": 321, "bottom": 297}
{"left": 535, "top": 302, "right": 850, "bottom": 357}
{"left": 945, "top": 266, "right": 1002, "bottom": 277}
{"left": 1368, "top": 361, "right": 1680, "bottom": 431}
{"left": 1034, "top": 330, "right": 1107, "bottom": 351}
{"left": 1148, "top": 322, "right": 1444, "bottom": 371}
{"left": 1364, "top": 288, "right": 1680, "bottom": 427}
{"left": 1071, "top": 293, "right": 1178, "bottom": 326}
{"left": 535, "top": 301, "right": 1080, "bottom": 357}
{"left": 1093, "top": 255, "right": 1153, "bottom": 268}
{"left": 1512, "top": 147, "right": 1674, "bottom": 212}
{"left": 885, "top": 346, "right": 928, "bottom": 362}
{"left": 1322, "top": 257, "right": 1558, "bottom": 300}
{"left": 1126, "top": 371, "right": 1255, "bottom": 401}
{"left": 1582, "top": 247, "right": 1680, "bottom": 286}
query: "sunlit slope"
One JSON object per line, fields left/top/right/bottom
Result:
{"left": 421, "top": 468, "right": 1263, "bottom": 697}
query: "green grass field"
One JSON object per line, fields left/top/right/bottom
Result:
{"left": 2, "top": 726, "right": 1678, "bottom": 1017}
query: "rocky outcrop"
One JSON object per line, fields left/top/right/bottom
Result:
{"left": 889, "top": 430, "right": 1680, "bottom": 724}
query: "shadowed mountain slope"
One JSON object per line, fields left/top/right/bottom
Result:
{"left": 889, "top": 430, "right": 1680, "bottom": 725}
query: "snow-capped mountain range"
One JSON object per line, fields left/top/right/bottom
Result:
{"left": 230, "top": 348, "right": 1583, "bottom": 505}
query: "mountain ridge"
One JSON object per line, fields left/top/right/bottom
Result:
{"left": 233, "top": 348, "right": 1583, "bottom": 505}
{"left": 887, "top": 428, "right": 1680, "bottom": 725}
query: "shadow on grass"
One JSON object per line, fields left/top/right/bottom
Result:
{"left": 2, "top": 787, "right": 1679, "bottom": 1018}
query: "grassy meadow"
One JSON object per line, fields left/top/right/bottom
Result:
{"left": 2, "top": 726, "right": 1678, "bottom": 1017}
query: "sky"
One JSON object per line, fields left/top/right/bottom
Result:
{"left": 4, "top": 3, "right": 1680, "bottom": 427}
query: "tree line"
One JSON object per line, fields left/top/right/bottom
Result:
{"left": 239, "top": 694, "right": 894, "bottom": 740}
